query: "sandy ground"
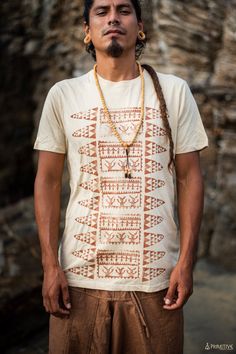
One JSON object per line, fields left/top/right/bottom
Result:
{"left": 5, "top": 259, "right": 236, "bottom": 354}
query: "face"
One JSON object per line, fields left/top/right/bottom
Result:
{"left": 85, "top": 0, "right": 143, "bottom": 58}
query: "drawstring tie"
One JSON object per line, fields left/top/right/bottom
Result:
{"left": 130, "top": 291, "right": 150, "bottom": 338}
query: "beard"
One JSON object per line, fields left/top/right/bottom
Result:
{"left": 106, "top": 38, "right": 124, "bottom": 58}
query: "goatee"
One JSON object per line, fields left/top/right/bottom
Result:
{"left": 106, "top": 38, "right": 124, "bottom": 58}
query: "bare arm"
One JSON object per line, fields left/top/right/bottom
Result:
{"left": 163, "top": 151, "right": 204, "bottom": 310}
{"left": 34, "top": 151, "right": 71, "bottom": 316}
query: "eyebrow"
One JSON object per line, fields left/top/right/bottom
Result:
{"left": 93, "top": 3, "right": 133, "bottom": 12}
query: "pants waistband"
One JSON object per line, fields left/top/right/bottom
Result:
{"left": 69, "top": 287, "right": 167, "bottom": 338}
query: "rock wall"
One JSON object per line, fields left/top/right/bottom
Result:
{"left": 0, "top": 0, "right": 235, "bottom": 282}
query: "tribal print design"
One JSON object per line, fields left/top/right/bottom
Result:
{"left": 68, "top": 107, "right": 167, "bottom": 283}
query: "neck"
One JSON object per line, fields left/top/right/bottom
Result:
{"left": 95, "top": 54, "right": 139, "bottom": 82}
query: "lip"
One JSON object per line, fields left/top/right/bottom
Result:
{"left": 104, "top": 29, "right": 125, "bottom": 36}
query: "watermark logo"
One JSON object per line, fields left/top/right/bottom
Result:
{"left": 205, "top": 343, "right": 234, "bottom": 351}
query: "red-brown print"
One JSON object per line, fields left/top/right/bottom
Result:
{"left": 72, "top": 123, "right": 96, "bottom": 139}
{"left": 99, "top": 141, "right": 143, "bottom": 172}
{"left": 68, "top": 264, "right": 95, "bottom": 279}
{"left": 74, "top": 231, "right": 97, "bottom": 246}
{"left": 143, "top": 232, "right": 164, "bottom": 248}
{"left": 145, "top": 107, "right": 161, "bottom": 121}
{"left": 97, "top": 250, "right": 140, "bottom": 279}
{"left": 144, "top": 196, "right": 165, "bottom": 211}
{"left": 79, "top": 141, "right": 97, "bottom": 157}
{"left": 101, "top": 177, "right": 142, "bottom": 209}
{"left": 79, "top": 178, "right": 99, "bottom": 193}
{"left": 70, "top": 108, "right": 98, "bottom": 121}
{"left": 143, "top": 250, "right": 165, "bottom": 265}
{"left": 142, "top": 267, "right": 165, "bottom": 282}
{"left": 75, "top": 213, "right": 98, "bottom": 228}
{"left": 78, "top": 196, "right": 100, "bottom": 211}
{"left": 145, "top": 177, "right": 165, "bottom": 193}
{"left": 99, "top": 213, "right": 141, "bottom": 245}
{"left": 146, "top": 122, "right": 166, "bottom": 137}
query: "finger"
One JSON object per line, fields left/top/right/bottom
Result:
{"left": 43, "top": 297, "right": 50, "bottom": 313}
{"left": 61, "top": 284, "right": 71, "bottom": 310}
{"left": 163, "top": 282, "right": 177, "bottom": 306}
{"left": 163, "top": 287, "right": 188, "bottom": 310}
{"left": 49, "top": 294, "right": 70, "bottom": 316}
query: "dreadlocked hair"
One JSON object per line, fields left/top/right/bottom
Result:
{"left": 141, "top": 64, "right": 175, "bottom": 172}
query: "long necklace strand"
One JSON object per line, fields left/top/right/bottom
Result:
{"left": 94, "top": 62, "right": 145, "bottom": 178}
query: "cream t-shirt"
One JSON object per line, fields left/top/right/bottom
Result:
{"left": 34, "top": 68, "right": 208, "bottom": 292}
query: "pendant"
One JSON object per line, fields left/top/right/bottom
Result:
{"left": 125, "top": 168, "right": 132, "bottom": 179}
{"left": 125, "top": 147, "right": 132, "bottom": 179}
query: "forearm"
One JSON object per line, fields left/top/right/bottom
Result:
{"left": 177, "top": 168, "right": 204, "bottom": 269}
{"left": 34, "top": 176, "right": 62, "bottom": 270}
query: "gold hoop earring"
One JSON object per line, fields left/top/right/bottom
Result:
{"left": 84, "top": 34, "right": 91, "bottom": 44}
{"left": 138, "top": 31, "right": 146, "bottom": 41}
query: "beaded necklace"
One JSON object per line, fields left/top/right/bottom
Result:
{"left": 94, "top": 62, "right": 145, "bottom": 179}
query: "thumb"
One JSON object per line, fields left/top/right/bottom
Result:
{"left": 61, "top": 285, "right": 71, "bottom": 309}
{"left": 164, "top": 282, "right": 177, "bottom": 306}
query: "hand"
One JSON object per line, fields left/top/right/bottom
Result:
{"left": 163, "top": 262, "right": 193, "bottom": 310}
{"left": 42, "top": 266, "right": 71, "bottom": 317}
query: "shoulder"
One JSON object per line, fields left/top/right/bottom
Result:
{"left": 154, "top": 71, "right": 187, "bottom": 92}
{"left": 52, "top": 70, "right": 92, "bottom": 95}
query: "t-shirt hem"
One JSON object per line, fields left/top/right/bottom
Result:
{"left": 33, "top": 143, "right": 66, "bottom": 154}
{"left": 175, "top": 143, "right": 208, "bottom": 154}
{"left": 66, "top": 279, "right": 170, "bottom": 293}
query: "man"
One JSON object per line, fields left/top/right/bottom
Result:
{"left": 34, "top": 0, "right": 208, "bottom": 353}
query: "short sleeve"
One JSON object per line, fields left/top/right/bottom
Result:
{"left": 33, "top": 84, "right": 66, "bottom": 154}
{"left": 175, "top": 80, "right": 208, "bottom": 154}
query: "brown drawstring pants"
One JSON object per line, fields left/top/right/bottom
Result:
{"left": 49, "top": 286, "right": 183, "bottom": 354}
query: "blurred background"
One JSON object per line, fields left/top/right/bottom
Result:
{"left": 0, "top": 0, "right": 235, "bottom": 353}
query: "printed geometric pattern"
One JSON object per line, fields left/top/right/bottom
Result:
{"left": 142, "top": 267, "right": 165, "bottom": 282}
{"left": 101, "top": 231, "right": 140, "bottom": 244}
{"left": 97, "top": 250, "right": 140, "bottom": 279}
{"left": 146, "top": 122, "right": 166, "bottom": 137}
{"left": 79, "top": 178, "right": 99, "bottom": 193}
{"left": 145, "top": 178, "right": 165, "bottom": 193}
{"left": 145, "top": 141, "right": 167, "bottom": 156}
{"left": 99, "top": 142, "right": 143, "bottom": 172}
{"left": 100, "top": 108, "right": 141, "bottom": 124}
{"left": 145, "top": 158, "right": 163, "bottom": 174}
{"left": 143, "top": 250, "right": 165, "bottom": 265}
{"left": 79, "top": 141, "right": 97, "bottom": 157}
{"left": 68, "top": 105, "right": 170, "bottom": 287}
{"left": 99, "top": 108, "right": 144, "bottom": 139}
{"left": 99, "top": 214, "right": 141, "bottom": 245}
{"left": 101, "top": 177, "right": 141, "bottom": 194}
{"left": 68, "top": 264, "right": 96, "bottom": 279}
{"left": 74, "top": 231, "right": 97, "bottom": 246}
{"left": 80, "top": 160, "right": 98, "bottom": 176}
{"left": 146, "top": 107, "right": 161, "bottom": 121}
{"left": 72, "top": 123, "right": 96, "bottom": 138}
{"left": 143, "top": 232, "right": 164, "bottom": 248}
{"left": 99, "top": 142, "right": 142, "bottom": 158}
{"left": 78, "top": 196, "right": 100, "bottom": 211}
{"left": 72, "top": 248, "right": 96, "bottom": 262}
{"left": 102, "top": 194, "right": 141, "bottom": 209}
{"left": 75, "top": 213, "right": 99, "bottom": 229}
{"left": 144, "top": 214, "right": 163, "bottom": 229}
{"left": 144, "top": 196, "right": 165, "bottom": 211}
{"left": 71, "top": 108, "right": 98, "bottom": 121}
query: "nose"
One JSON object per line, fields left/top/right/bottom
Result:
{"left": 108, "top": 9, "right": 120, "bottom": 26}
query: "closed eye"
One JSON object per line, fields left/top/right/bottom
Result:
{"left": 96, "top": 11, "right": 107, "bottom": 16}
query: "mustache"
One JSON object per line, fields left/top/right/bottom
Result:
{"left": 102, "top": 27, "right": 127, "bottom": 36}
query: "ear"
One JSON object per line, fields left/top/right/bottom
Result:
{"left": 138, "top": 21, "right": 144, "bottom": 32}
{"left": 83, "top": 23, "right": 90, "bottom": 35}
